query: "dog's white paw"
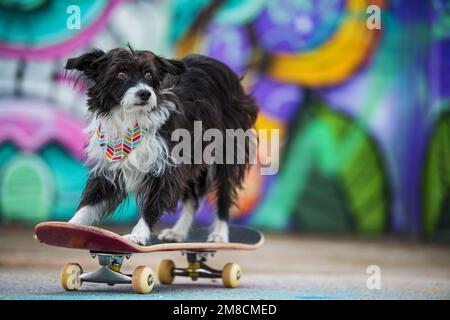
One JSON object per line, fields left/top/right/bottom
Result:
{"left": 207, "top": 232, "right": 229, "bottom": 243}
{"left": 123, "top": 234, "right": 150, "bottom": 246}
{"left": 158, "top": 228, "right": 186, "bottom": 242}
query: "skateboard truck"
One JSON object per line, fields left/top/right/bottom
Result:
{"left": 157, "top": 250, "right": 242, "bottom": 288}
{"left": 81, "top": 252, "right": 131, "bottom": 285}
{"left": 60, "top": 251, "right": 155, "bottom": 294}
{"left": 175, "top": 251, "right": 222, "bottom": 280}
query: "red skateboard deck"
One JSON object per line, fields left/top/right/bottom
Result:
{"left": 35, "top": 222, "right": 264, "bottom": 253}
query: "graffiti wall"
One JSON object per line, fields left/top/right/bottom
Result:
{"left": 0, "top": 0, "right": 448, "bottom": 239}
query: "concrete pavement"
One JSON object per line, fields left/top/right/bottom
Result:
{"left": 1, "top": 225, "right": 449, "bottom": 299}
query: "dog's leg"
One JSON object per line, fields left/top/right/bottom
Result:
{"left": 123, "top": 217, "right": 151, "bottom": 245}
{"left": 125, "top": 178, "right": 173, "bottom": 245}
{"left": 158, "top": 198, "right": 198, "bottom": 242}
{"left": 208, "top": 216, "right": 229, "bottom": 243}
{"left": 69, "top": 203, "right": 106, "bottom": 225}
{"left": 69, "top": 175, "right": 125, "bottom": 225}
{"left": 207, "top": 183, "right": 230, "bottom": 243}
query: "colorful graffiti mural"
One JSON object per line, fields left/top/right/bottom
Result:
{"left": 0, "top": 0, "right": 449, "bottom": 239}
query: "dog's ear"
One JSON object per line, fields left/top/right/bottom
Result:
{"left": 156, "top": 57, "right": 186, "bottom": 76}
{"left": 66, "top": 49, "right": 106, "bottom": 79}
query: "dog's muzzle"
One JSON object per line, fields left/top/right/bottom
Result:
{"left": 121, "top": 83, "right": 157, "bottom": 110}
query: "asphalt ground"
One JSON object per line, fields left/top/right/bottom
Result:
{"left": 1, "top": 225, "right": 449, "bottom": 299}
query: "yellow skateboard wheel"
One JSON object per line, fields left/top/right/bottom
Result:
{"left": 60, "top": 263, "right": 83, "bottom": 291}
{"left": 132, "top": 266, "right": 155, "bottom": 294}
{"left": 222, "top": 263, "right": 241, "bottom": 288}
{"left": 157, "top": 259, "right": 176, "bottom": 285}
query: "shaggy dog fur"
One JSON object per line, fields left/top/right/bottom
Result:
{"left": 66, "top": 47, "right": 258, "bottom": 245}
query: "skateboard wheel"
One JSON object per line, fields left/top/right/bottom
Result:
{"left": 157, "top": 259, "right": 175, "bottom": 285}
{"left": 60, "top": 263, "right": 83, "bottom": 291}
{"left": 222, "top": 263, "right": 241, "bottom": 288}
{"left": 132, "top": 266, "right": 155, "bottom": 294}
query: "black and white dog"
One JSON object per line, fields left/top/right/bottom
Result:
{"left": 66, "top": 47, "right": 258, "bottom": 245}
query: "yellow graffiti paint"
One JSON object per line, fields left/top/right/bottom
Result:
{"left": 268, "top": 0, "right": 384, "bottom": 87}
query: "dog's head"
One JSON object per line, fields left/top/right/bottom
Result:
{"left": 66, "top": 46, "right": 185, "bottom": 116}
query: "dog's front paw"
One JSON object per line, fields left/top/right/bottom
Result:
{"left": 123, "top": 234, "right": 150, "bottom": 246}
{"left": 207, "top": 232, "right": 229, "bottom": 243}
{"left": 158, "top": 229, "right": 185, "bottom": 242}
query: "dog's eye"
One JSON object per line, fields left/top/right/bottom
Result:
{"left": 117, "top": 72, "right": 127, "bottom": 80}
{"left": 144, "top": 73, "right": 152, "bottom": 80}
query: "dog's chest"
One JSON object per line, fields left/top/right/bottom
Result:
{"left": 96, "top": 125, "right": 146, "bottom": 161}
{"left": 87, "top": 120, "right": 170, "bottom": 192}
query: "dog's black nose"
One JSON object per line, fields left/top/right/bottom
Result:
{"left": 137, "top": 90, "right": 151, "bottom": 101}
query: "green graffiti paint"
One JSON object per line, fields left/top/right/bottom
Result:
{"left": 251, "top": 104, "right": 388, "bottom": 233}
{"left": 423, "top": 109, "right": 450, "bottom": 240}
{"left": 0, "top": 154, "right": 54, "bottom": 223}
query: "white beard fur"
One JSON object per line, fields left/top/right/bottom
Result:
{"left": 85, "top": 88, "right": 176, "bottom": 193}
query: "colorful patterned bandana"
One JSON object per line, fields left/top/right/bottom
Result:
{"left": 96, "top": 124, "right": 145, "bottom": 161}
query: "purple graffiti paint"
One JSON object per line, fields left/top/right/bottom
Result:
{"left": 204, "top": 23, "right": 252, "bottom": 75}
{"left": 252, "top": 75, "right": 303, "bottom": 121}
{"left": 253, "top": 0, "right": 344, "bottom": 53}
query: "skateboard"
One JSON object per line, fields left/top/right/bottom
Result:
{"left": 34, "top": 222, "right": 264, "bottom": 294}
